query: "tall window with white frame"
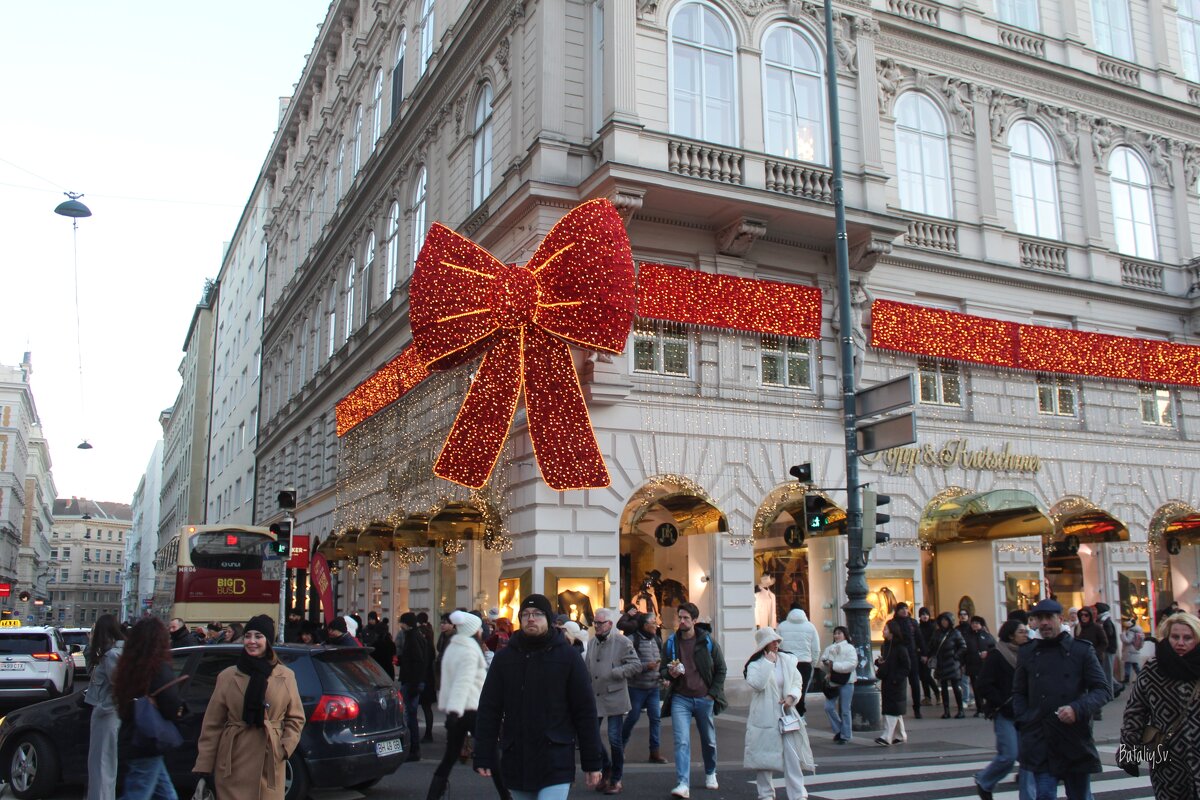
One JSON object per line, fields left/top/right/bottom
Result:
{"left": 472, "top": 84, "right": 494, "bottom": 208}
{"left": 895, "top": 93, "right": 953, "bottom": 218}
{"left": 917, "top": 358, "right": 962, "bottom": 406}
{"left": 1008, "top": 121, "right": 1061, "bottom": 239}
{"left": 1181, "top": 0, "right": 1200, "bottom": 81}
{"left": 1036, "top": 375, "right": 1076, "bottom": 416}
{"left": 385, "top": 201, "right": 400, "bottom": 290}
{"left": 419, "top": 0, "right": 435, "bottom": 76}
{"left": 335, "top": 138, "right": 346, "bottom": 201}
{"left": 1139, "top": 385, "right": 1174, "bottom": 426}
{"left": 1092, "top": 0, "right": 1135, "bottom": 60}
{"left": 392, "top": 29, "right": 407, "bottom": 120}
{"left": 760, "top": 335, "right": 813, "bottom": 389}
{"left": 996, "top": 0, "right": 1040, "bottom": 30}
{"left": 306, "top": 189, "right": 316, "bottom": 253}
{"left": 1108, "top": 146, "right": 1157, "bottom": 259}
{"left": 362, "top": 233, "right": 375, "bottom": 319}
{"left": 352, "top": 105, "right": 364, "bottom": 174}
{"left": 411, "top": 167, "right": 428, "bottom": 263}
{"left": 327, "top": 286, "right": 337, "bottom": 359}
{"left": 370, "top": 69, "right": 384, "bottom": 150}
{"left": 344, "top": 260, "right": 356, "bottom": 343}
{"left": 632, "top": 321, "right": 690, "bottom": 376}
{"left": 762, "top": 24, "right": 825, "bottom": 164}
{"left": 669, "top": 2, "right": 737, "bottom": 146}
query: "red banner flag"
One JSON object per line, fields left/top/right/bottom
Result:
{"left": 309, "top": 553, "right": 335, "bottom": 624}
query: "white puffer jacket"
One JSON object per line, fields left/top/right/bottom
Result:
{"left": 438, "top": 633, "right": 488, "bottom": 716}
{"left": 820, "top": 640, "right": 858, "bottom": 676}
{"left": 777, "top": 608, "right": 821, "bottom": 663}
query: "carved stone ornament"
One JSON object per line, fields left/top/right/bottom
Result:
{"left": 1090, "top": 117, "right": 1115, "bottom": 164}
{"left": 1185, "top": 144, "right": 1200, "bottom": 191}
{"left": 1144, "top": 133, "right": 1174, "bottom": 188}
{"left": 497, "top": 37, "right": 511, "bottom": 76}
{"left": 989, "top": 92, "right": 1017, "bottom": 142}
{"left": 735, "top": 0, "right": 777, "bottom": 14}
{"left": 787, "top": 0, "right": 822, "bottom": 24}
{"left": 850, "top": 239, "right": 893, "bottom": 272}
{"left": 608, "top": 188, "right": 646, "bottom": 225}
{"left": 637, "top": 0, "right": 659, "bottom": 20}
{"left": 1046, "top": 107, "right": 1079, "bottom": 165}
{"left": 942, "top": 77, "right": 973, "bottom": 136}
{"left": 834, "top": 13, "right": 857, "bottom": 74}
{"left": 877, "top": 58, "right": 903, "bottom": 115}
{"left": 715, "top": 217, "right": 768, "bottom": 257}
{"left": 454, "top": 94, "right": 467, "bottom": 137}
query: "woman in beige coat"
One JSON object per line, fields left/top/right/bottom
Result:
{"left": 194, "top": 615, "right": 306, "bottom": 800}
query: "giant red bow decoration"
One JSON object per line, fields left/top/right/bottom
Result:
{"left": 409, "top": 199, "right": 636, "bottom": 490}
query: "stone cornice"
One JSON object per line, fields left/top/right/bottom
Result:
{"left": 874, "top": 28, "right": 1200, "bottom": 140}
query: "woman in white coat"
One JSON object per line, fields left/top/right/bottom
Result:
{"left": 744, "top": 628, "right": 815, "bottom": 800}
{"left": 820, "top": 626, "right": 858, "bottom": 744}
{"left": 426, "top": 610, "right": 489, "bottom": 800}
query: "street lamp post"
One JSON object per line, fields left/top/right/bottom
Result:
{"left": 823, "top": 0, "right": 880, "bottom": 730}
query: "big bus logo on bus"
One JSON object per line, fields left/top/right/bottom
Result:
{"left": 216, "top": 578, "right": 248, "bottom": 596}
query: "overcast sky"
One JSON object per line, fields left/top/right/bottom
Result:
{"left": 1, "top": 1, "right": 331, "bottom": 504}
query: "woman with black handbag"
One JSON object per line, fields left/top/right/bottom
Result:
{"left": 820, "top": 626, "right": 857, "bottom": 744}
{"left": 928, "top": 613, "right": 968, "bottom": 718}
{"left": 112, "top": 618, "right": 185, "bottom": 800}
{"left": 193, "top": 615, "right": 305, "bottom": 800}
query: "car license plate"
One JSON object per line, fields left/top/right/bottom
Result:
{"left": 0, "top": 663, "right": 24, "bottom": 671}
{"left": 375, "top": 738, "right": 403, "bottom": 756}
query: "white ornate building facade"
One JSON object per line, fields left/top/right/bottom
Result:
{"left": 249, "top": 0, "right": 1200, "bottom": 667}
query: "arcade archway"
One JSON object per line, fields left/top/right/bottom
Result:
{"left": 1149, "top": 502, "right": 1200, "bottom": 619}
{"left": 1045, "top": 496, "right": 1128, "bottom": 610}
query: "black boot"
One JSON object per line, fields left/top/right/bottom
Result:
{"left": 426, "top": 776, "right": 449, "bottom": 800}
{"left": 942, "top": 704, "right": 951, "bottom": 719}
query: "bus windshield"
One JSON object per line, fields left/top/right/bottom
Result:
{"left": 190, "top": 530, "right": 273, "bottom": 570}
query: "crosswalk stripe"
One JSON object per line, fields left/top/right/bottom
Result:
{"left": 800, "top": 760, "right": 993, "bottom": 786}
{"left": 809, "top": 770, "right": 1131, "bottom": 800}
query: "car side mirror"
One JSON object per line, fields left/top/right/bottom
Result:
{"left": 69, "top": 644, "right": 82, "bottom": 654}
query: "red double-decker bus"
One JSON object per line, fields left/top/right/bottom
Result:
{"left": 152, "top": 525, "right": 279, "bottom": 627}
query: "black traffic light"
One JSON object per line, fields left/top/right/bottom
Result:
{"left": 803, "top": 494, "right": 825, "bottom": 531}
{"left": 277, "top": 488, "right": 297, "bottom": 510}
{"left": 863, "top": 489, "right": 891, "bottom": 549}
{"left": 269, "top": 522, "right": 292, "bottom": 558}
{"left": 789, "top": 463, "right": 813, "bottom": 483}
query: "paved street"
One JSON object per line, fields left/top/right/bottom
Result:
{"left": 34, "top": 688, "right": 1153, "bottom": 800}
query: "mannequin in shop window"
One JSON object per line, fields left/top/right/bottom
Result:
{"left": 558, "top": 588, "right": 596, "bottom": 627}
{"left": 755, "top": 575, "right": 778, "bottom": 629}
{"left": 660, "top": 578, "right": 687, "bottom": 610}
{"left": 634, "top": 574, "right": 659, "bottom": 616}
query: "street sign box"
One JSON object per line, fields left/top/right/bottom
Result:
{"left": 856, "top": 375, "right": 915, "bottom": 418}
{"left": 856, "top": 412, "right": 917, "bottom": 455}
{"left": 261, "top": 560, "right": 284, "bottom": 581}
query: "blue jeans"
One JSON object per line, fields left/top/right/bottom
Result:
{"left": 121, "top": 756, "right": 177, "bottom": 800}
{"left": 960, "top": 675, "right": 973, "bottom": 705}
{"left": 622, "top": 686, "right": 661, "bottom": 750}
{"left": 402, "top": 682, "right": 425, "bottom": 747}
{"left": 824, "top": 683, "right": 853, "bottom": 741}
{"left": 598, "top": 715, "right": 626, "bottom": 781}
{"left": 1123, "top": 660, "right": 1140, "bottom": 683}
{"left": 1033, "top": 770, "right": 1091, "bottom": 800}
{"left": 669, "top": 694, "right": 717, "bottom": 786}
{"left": 511, "top": 785, "right": 570, "bottom": 800}
{"left": 975, "top": 715, "right": 1017, "bottom": 791}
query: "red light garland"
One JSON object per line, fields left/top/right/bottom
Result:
{"left": 872, "top": 300, "right": 1200, "bottom": 387}
{"left": 335, "top": 345, "right": 428, "bottom": 436}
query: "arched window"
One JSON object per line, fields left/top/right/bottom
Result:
{"left": 1092, "top": 0, "right": 1134, "bottom": 60}
{"left": 335, "top": 138, "right": 346, "bottom": 200}
{"left": 761, "top": 24, "right": 825, "bottom": 163}
{"left": 895, "top": 93, "right": 952, "bottom": 218}
{"left": 344, "top": 258, "right": 356, "bottom": 342}
{"left": 326, "top": 285, "right": 337, "bottom": 358}
{"left": 420, "top": 0, "right": 435, "bottom": 76}
{"left": 363, "top": 232, "right": 376, "bottom": 315}
{"left": 1007, "top": 121, "right": 1060, "bottom": 239}
{"left": 1180, "top": 0, "right": 1200, "bottom": 81}
{"left": 392, "top": 28, "right": 407, "bottom": 120}
{"left": 669, "top": 2, "right": 737, "bottom": 146}
{"left": 411, "top": 167, "right": 428, "bottom": 264}
{"left": 472, "top": 84, "right": 494, "bottom": 208}
{"left": 385, "top": 201, "right": 401, "bottom": 290}
{"left": 352, "top": 105, "right": 364, "bottom": 174}
{"left": 370, "top": 70, "right": 384, "bottom": 150}
{"left": 1108, "top": 146, "right": 1157, "bottom": 259}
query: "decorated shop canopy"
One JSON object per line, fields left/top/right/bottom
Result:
{"left": 623, "top": 474, "right": 727, "bottom": 537}
{"left": 920, "top": 488, "right": 1053, "bottom": 545}
{"left": 872, "top": 300, "right": 1200, "bottom": 387}
{"left": 1048, "top": 495, "right": 1129, "bottom": 548}
{"left": 335, "top": 199, "right": 824, "bottom": 492}
{"left": 1150, "top": 501, "right": 1200, "bottom": 553}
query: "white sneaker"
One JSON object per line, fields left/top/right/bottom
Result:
{"left": 671, "top": 783, "right": 690, "bottom": 798}
{"left": 704, "top": 774, "right": 719, "bottom": 790}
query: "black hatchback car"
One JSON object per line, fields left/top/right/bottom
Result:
{"left": 0, "top": 643, "right": 407, "bottom": 799}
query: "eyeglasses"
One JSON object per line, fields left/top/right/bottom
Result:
{"left": 518, "top": 609, "right": 547, "bottom": 621}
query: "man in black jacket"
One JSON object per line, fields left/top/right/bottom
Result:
{"left": 891, "top": 603, "right": 923, "bottom": 718}
{"left": 475, "top": 594, "right": 603, "bottom": 796}
{"left": 168, "top": 618, "right": 202, "bottom": 648}
{"left": 398, "top": 611, "right": 431, "bottom": 761}
{"left": 1013, "top": 598, "right": 1109, "bottom": 800}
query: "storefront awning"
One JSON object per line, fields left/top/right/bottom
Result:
{"left": 428, "top": 503, "right": 487, "bottom": 542}
{"left": 627, "top": 488, "right": 727, "bottom": 536}
{"left": 919, "top": 489, "right": 1052, "bottom": 545}
{"left": 1151, "top": 502, "right": 1200, "bottom": 553}
{"left": 1049, "top": 496, "right": 1129, "bottom": 545}
{"left": 314, "top": 532, "right": 352, "bottom": 562}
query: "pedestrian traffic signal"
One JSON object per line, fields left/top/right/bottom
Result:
{"left": 802, "top": 494, "right": 846, "bottom": 534}
{"left": 789, "top": 463, "right": 813, "bottom": 483}
{"left": 269, "top": 522, "right": 292, "bottom": 557}
{"left": 862, "top": 489, "right": 891, "bottom": 549}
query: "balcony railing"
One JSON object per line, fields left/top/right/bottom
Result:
{"left": 904, "top": 216, "right": 960, "bottom": 253}
{"left": 1020, "top": 239, "right": 1067, "bottom": 272}
{"left": 668, "top": 140, "right": 744, "bottom": 185}
{"left": 998, "top": 24, "right": 1046, "bottom": 58}
{"left": 887, "top": 0, "right": 939, "bottom": 25}
{"left": 765, "top": 160, "right": 833, "bottom": 202}
{"left": 1098, "top": 57, "right": 1140, "bottom": 87}
{"left": 1120, "top": 258, "right": 1164, "bottom": 291}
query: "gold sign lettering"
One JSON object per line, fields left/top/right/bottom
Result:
{"left": 861, "top": 438, "right": 1041, "bottom": 477}
{"left": 216, "top": 578, "right": 247, "bottom": 595}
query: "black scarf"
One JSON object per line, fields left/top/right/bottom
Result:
{"left": 1155, "top": 638, "right": 1200, "bottom": 682}
{"left": 237, "top": 651, "right": 276, "bottom": 727}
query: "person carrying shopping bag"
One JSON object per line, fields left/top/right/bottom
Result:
{"left": 744, "top": 628, "right": 815, "bottom": 800}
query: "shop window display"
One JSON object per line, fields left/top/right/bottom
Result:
{"left": 866, "top": 573, "right": 914, "bottom": 643}
{"left": 620, "top": 524, "right": 691, "bottom": 630}
{"left": 545, "top": 571, "right": 608, "bottom": 627}
{"left": 1118, "top": 571, "right": 1151, "bottom": 631}
{"left": 1003, "top": 573, "right": 1042, "bottom": 617}
{"left": 753, "top": 548, "right": 809, "bottom": 628}
{"left": 1045, "top": 552, "right": 1084, "bottom": 610}
{"left": 496, "top": 573, "right": 530, "bottom": 622}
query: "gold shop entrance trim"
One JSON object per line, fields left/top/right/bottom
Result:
{"left": 860, "top": 439, "right": 1042, "bottom": 477}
